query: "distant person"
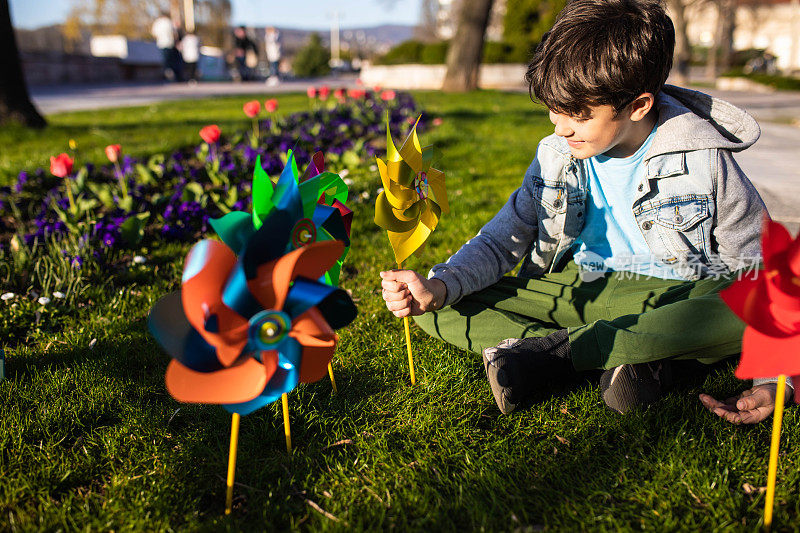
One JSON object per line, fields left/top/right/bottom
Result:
{"left": 265, "top": 26, "right": 282, "bottom": 85}
{"left": 172, "top": 20, "right": 185, "bottom": 81}
{"left": 233, "top": 26, "right": 257, "bottom": 82}
{"left": 151, "top": 11, "right": 178, "bottom": 81}
{"left": 181, "top": 32, "right": 200, "bottom": 84}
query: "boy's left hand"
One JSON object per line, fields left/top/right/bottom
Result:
{"left": 698, "top": 383, "right": 792, "bottom": 424}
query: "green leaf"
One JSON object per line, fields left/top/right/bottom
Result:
{"left": 342, "top": 150, "right": 361, "bottom": 168}
{"left": 135, "top": 164, "right": 155, "bottom": 186}
{"left": 148, "top": 154, "right": 166, "bottom": 177}
{"left": 118, "top": 196, "right": 133, "bottom": 213}
{"left": 74, "top": 167, "right": 89, "bottom": 192}
{"left": 182, "top": 182, "right": 205, "bottom": 203}
{"left": 86, "top": 183, "right": 116, "bottom": 209}
{"left": 77, "top": 198, "right": 98, "bottom": 213}
{"left": 118, "top": 211, "right": 150, "bottom": 247}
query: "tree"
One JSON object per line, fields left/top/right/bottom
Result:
{"left": 503, "top": 0, "right": 566, "bottom": 63}
{"left": 0, "top": 0, "right": 46, "bottom": 128}
{"left": 442, "top": 0, "right": 495, "bottom": 92}
{"left": 63, "top": 0, "right": 231, "bottom": 47}
{"left": 293, "top": 33, "right": 331, "bottom": 78}
{"left": 666, "top": 0, "right": 691, "bottom": 86}
{"left": 413, "top": 0, "right": 439, "bottom": 43}
{"left": 706, "top": 0, "right": 737, "bottom": 78}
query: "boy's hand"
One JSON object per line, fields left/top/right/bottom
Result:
{"left": 698, "top": 383, "right": 792, "bottom": 424}
{"left": 380, "top": 270, "right": 446, "bottom": 317}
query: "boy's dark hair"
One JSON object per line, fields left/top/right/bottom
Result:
{"left": 526, "top": 0, "right": 675, "bottom": 116}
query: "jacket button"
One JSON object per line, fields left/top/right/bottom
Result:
{"left": 674, "top": 215, "right": 684, "bottom": 224}
{"left": 637, "top": 184, "right": 644, "bottom": 192}
{"left": 553, "top": 199, "right": 563, "bottom": 209}
{"left": 577, "top": 211, "right": 583, "bottom": 218}
{"left": 642, "top": 221, "right": 653, "bottom": 230}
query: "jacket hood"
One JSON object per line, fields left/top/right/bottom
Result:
{"left": 648, "top": 84, "right": 760, "bottom": 157}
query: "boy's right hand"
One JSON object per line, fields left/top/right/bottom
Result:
{"left": 380, "top": 270, "right": 447, "bottom": 317}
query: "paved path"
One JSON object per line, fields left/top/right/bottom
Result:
{"left": 30, "top": 77, "right": 360, "bottom": 115}
{"left": 30, "top": 81, "right": 800, "bottom": 233}
{"left": 702, "top": 88, "right": 800, "bottom": 234}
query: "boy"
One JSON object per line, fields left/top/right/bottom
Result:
{"left": 380, "top": 0, "right": 792, "bottom": 423}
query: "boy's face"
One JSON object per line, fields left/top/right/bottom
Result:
{"left": 548, "top": 101, "right": 650, "bottom": 159}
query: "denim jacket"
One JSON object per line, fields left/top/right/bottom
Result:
{"left": 431, "top": 85, "right": 768, "bottom": 308}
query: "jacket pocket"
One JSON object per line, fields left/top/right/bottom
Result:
{"left": 533, "top": 177, "right": 567, "bottom": 216}
{"left": 650, "top": 194, "right": 712, "bottom": 258}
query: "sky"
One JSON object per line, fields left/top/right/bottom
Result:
{"left": 9, "top": 0, "right": 421, "bottom": 30}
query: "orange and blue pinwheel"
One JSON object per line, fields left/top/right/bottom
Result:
{"left": 148, "top": 208, "right": 357, "bottom": 415}
{"left": 210, "top": 150, "right": 352, "bottom": 287}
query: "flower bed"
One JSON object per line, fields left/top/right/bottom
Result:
{"left": 0, "top": 90, "right": 425, "bottom": 287}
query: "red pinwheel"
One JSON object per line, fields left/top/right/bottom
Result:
{"left": 148, "top": 209, "right": 357, "bottom": 415}
{"left": 720, "top": 218, "right": 800, "bottom": 402}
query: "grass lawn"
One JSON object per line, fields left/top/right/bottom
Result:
{"left": 2, "top": 90, "right": 798, "bottom": 531}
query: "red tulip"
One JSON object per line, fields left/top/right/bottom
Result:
{"left": 356, "top": 78, "right": 364, "bottom": 86}
{"left": 318, "top": 85, "right": 330, "bottom": 100}
{"left": 334, "top": 88, "right": 346, "bottom": 101}
{"left": 380, "top": 90, "right": 396, "bottom": 101}
{"left": 199, "top": 125, "right": 221, "bottom": 144}
{"left": 264, "top": 99, "right": 278, "bottom": 113}
{"left": 49, "top": 153, "right": 74, "bottom": 178}
{"left": 433, "top": 117, "right": 443, "bottom": 127}
{"left": 306, "top": 86, "right": 317, "bottom": 98}
{"left": 243, "top": 100, "right": 261, "bottom": 118}
{"left": 373, "top": 85, "right": 382, "bottom": 92}
{"left": 347, "top": 89, "right": 365, "bottom": 99}
{"left": 105, "top": 144, "right": 122, "bottom": 163}
{"left": 720, "top": 218, "right": 800, "bottom": 402}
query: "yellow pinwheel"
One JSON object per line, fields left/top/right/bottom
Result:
{"left": 375, "top": 117, "right": 448, "bottom": 266}
{"left": 374, "top": 117, "right": 448, "bottom": 385}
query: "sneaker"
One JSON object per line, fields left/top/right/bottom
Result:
{"left": 599, "top": 361, "right": 672, "bottom": 414}
{"left": 482, "top": 331, "right": 572, "bottom": 415}
{"left": 482, "top": 339, "right": 521, "bottom": 414}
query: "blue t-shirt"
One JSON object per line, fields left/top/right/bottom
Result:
{"left": 572, "top": 125, "right": 682, "bottom": 279}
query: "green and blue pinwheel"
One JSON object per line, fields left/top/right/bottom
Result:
{"left": 210, "top": 151, "right": 353, "bottom": 287}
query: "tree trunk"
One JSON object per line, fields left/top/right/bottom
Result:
{"left": 442, "top": 0, "right": 495, "bottom": 92}
{"left": 0, "top": 0, "right": 46, "bottom": 128}
{"left": 717, "top": 0, "right": 736, "bottom": 71}
{"left": 667, "top": 0, "right": 691, "bottom": 86}
{"left": 705, "top": 0, "right": 736, "bottom": 79}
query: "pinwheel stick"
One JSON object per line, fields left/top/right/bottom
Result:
{"left": 282, "top": 393, "right": 292, "bottom": 453}
{"left": 327, "top": 362, "right": 338, "bottom": 393}
{"left": 764, "top": 374, "right": 787, "bottom": 528}
{"left": 403, "top": 317, "right": 416, "bottom": 385}
{"left": 398, "top": 261, "right": 417, "bottom": 385}
{"left": 225, "top": 413, "right": 241, "bottom": 515}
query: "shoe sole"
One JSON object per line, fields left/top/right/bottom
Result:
{"left": 600, "top": 362, "right": 671, "bottom": 415}
{"left": 482, "top": 350, "right": 518, "bottom": 415}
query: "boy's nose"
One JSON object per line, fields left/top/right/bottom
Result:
{"left": 549, "top": 111, "right": 573, "bottom": 137}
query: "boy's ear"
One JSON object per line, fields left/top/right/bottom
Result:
{"left": 628, "top": 93, "right": 655, "bottom": 122}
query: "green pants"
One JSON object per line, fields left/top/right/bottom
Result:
{"left": 413, "top": 264, "right": 746, "bottom": 371}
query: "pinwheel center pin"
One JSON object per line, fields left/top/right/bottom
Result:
{"left": 414, "top": 171, "right": 428, "bottom": 200}
{"left": 291, "top": 218, "right": 317, "bottom": 248}
{"left": 249, "top": 310, "right": 291, "bottom": 350}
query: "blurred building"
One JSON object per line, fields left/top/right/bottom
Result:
{"left": 681, "top": 0, "right": 800, "bottom": 73}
